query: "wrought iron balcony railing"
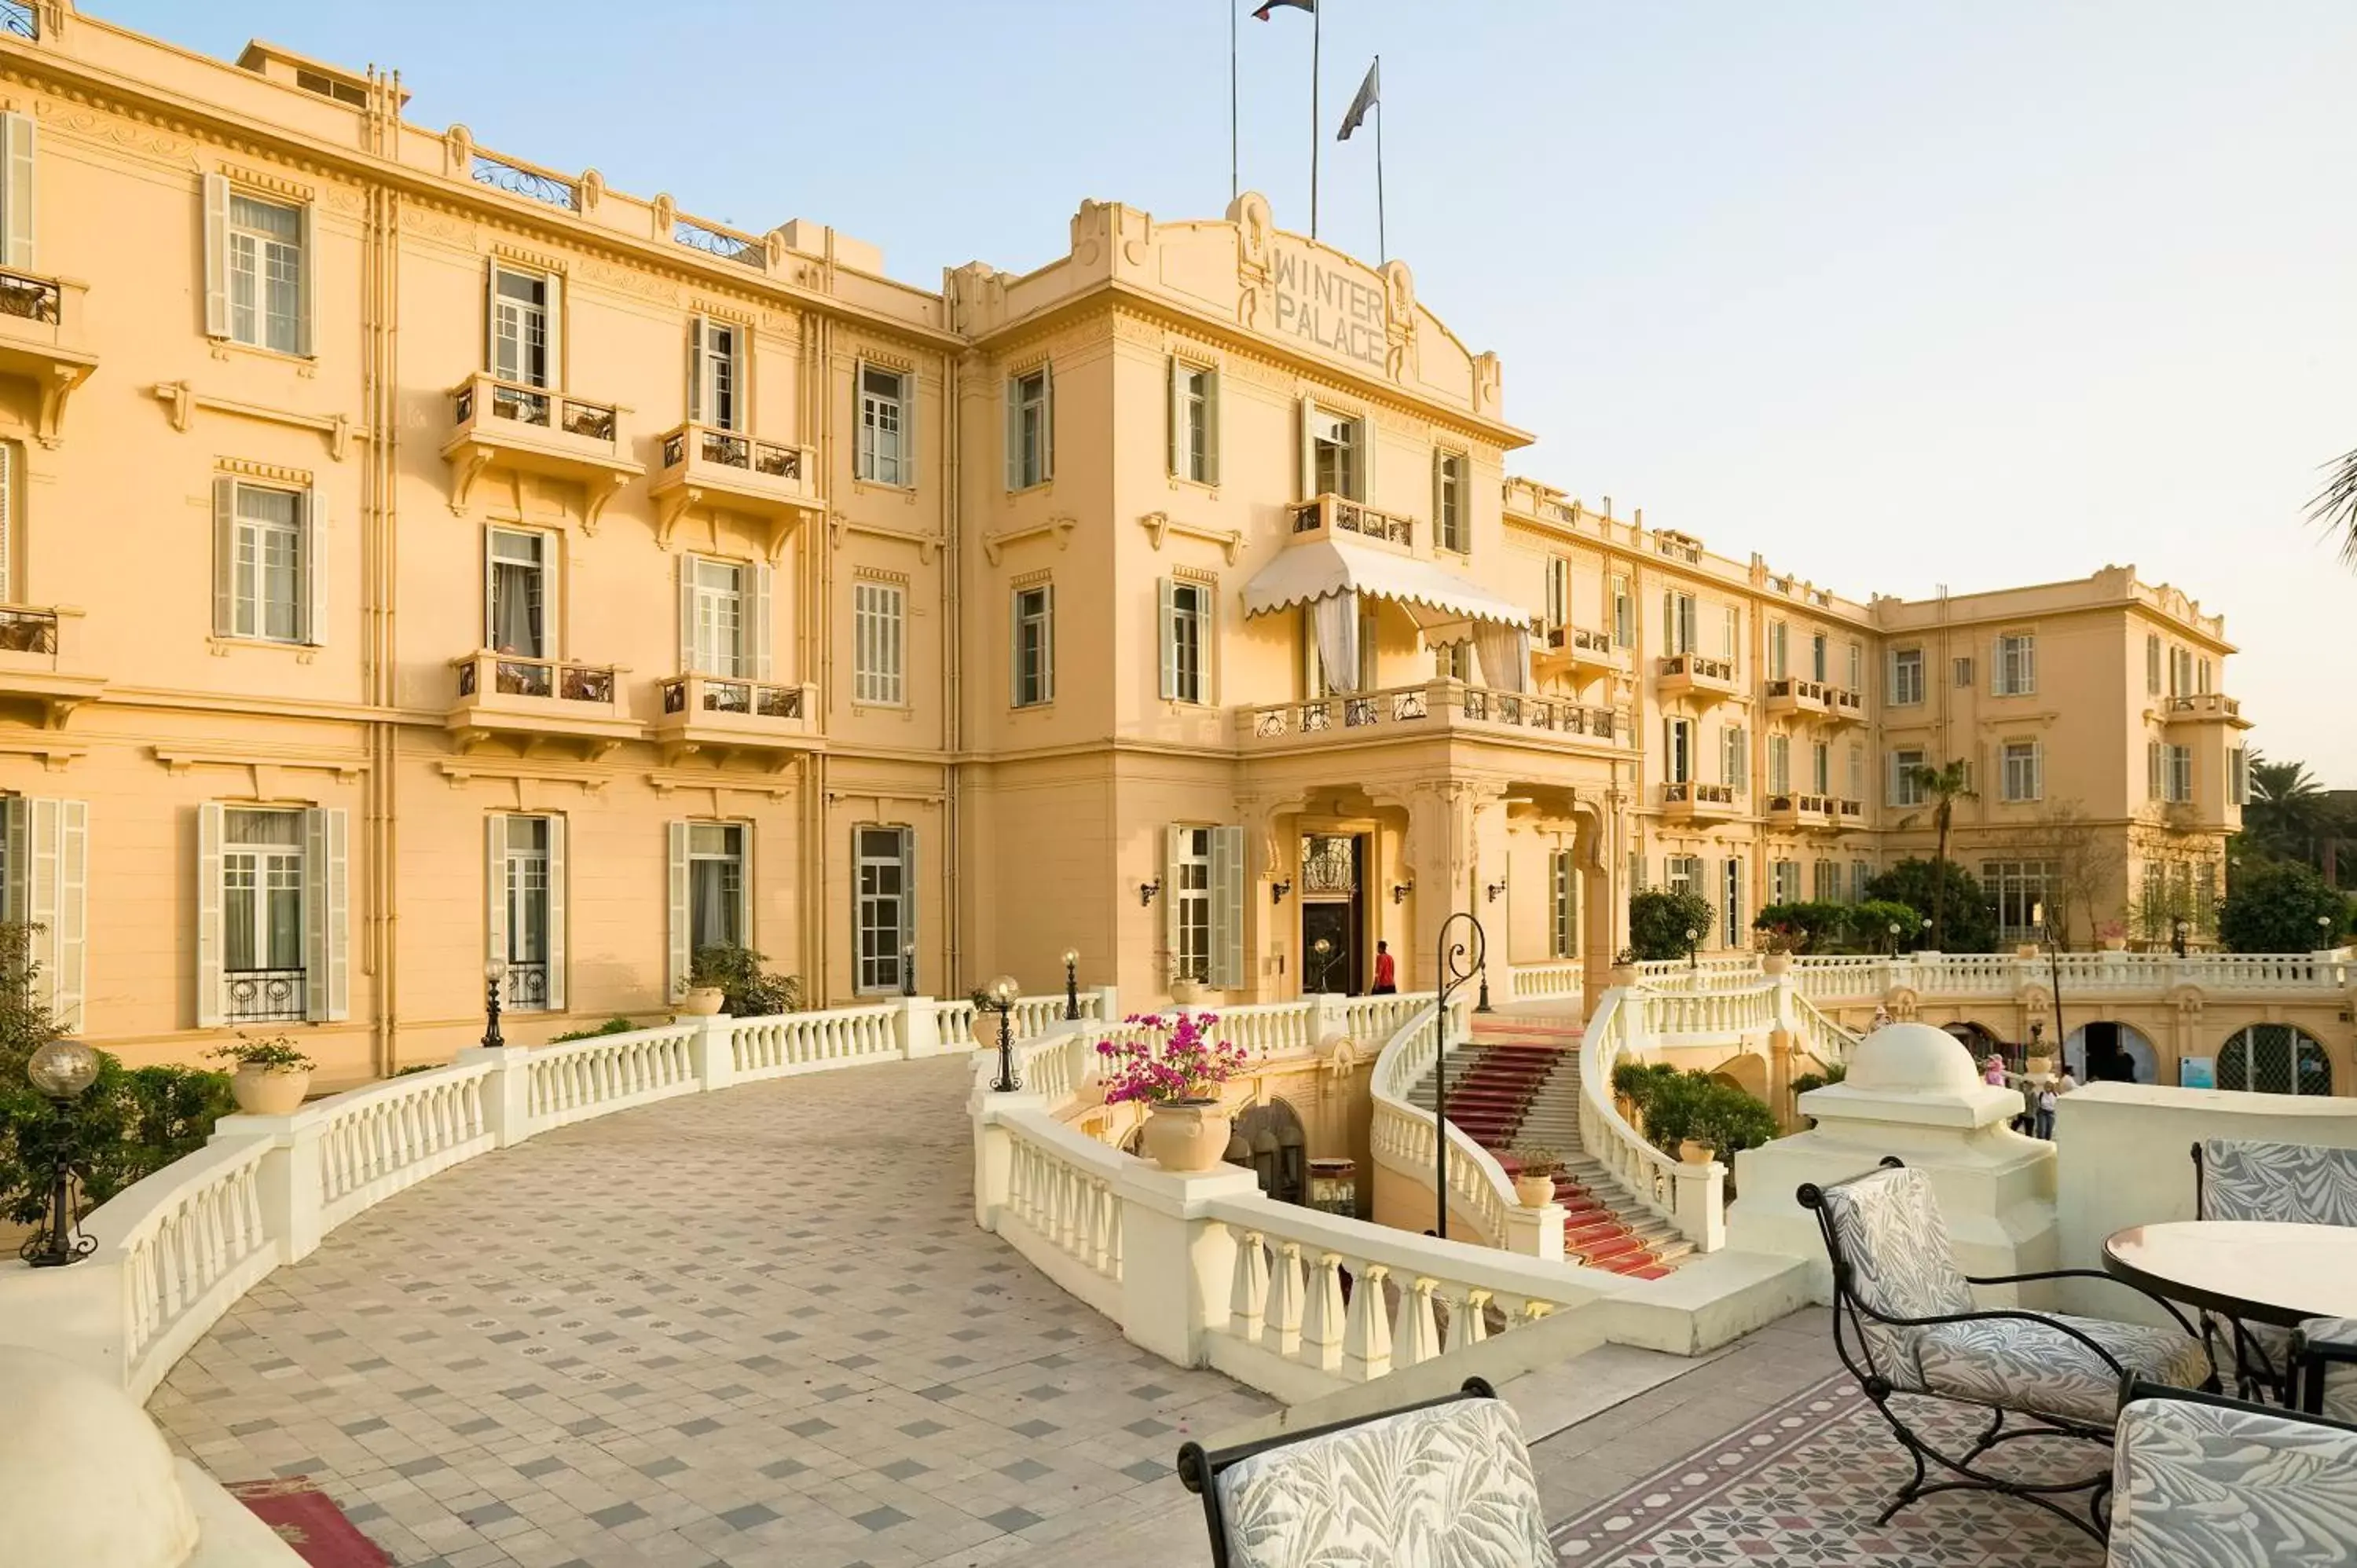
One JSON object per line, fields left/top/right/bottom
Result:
{"left": 1288, "top": 493, "right": 1415, "bottom": 548}
{"left": 454, "top": 652, "right": 618, "bottom": 705}
{"left": 225, "top": 968, "right": 305, "bottom": 1023}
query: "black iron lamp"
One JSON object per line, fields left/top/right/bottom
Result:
{"left": 2033, "top": 900, "right": 2066, "bottom": 1074}
{"left": 1886, "top": 919, "right": 1902, "bottom": 956}
{"left": 984, "top": 973, "right": 1022, "bottom": 1093}
{"left": 2172, "top": 918, "right": 2188, "bottom": 958}
{"left": 1061, "top": 948, "right": 1080, "bottom": 1020}
{"left": 1685, "top": 925, "right": 1701, "bottom": 971}
{"left": 1138, "top": 879, "right": 1162, "bottom": 907}
{"left": 1486, "top": 878, "right": 1508, "bottom": 903}
{"left": 900, "top": 942, "right": 918, "bottom": 998}
{"left": 482, "top": 958, "right": 508, "bottom": 1050}
{"left": 1391, "top": 881, "right": 1413, "bottom": 906}
{"left": 22, "top": 1039, "right": 99, "bottom": 1267}
{"left": 1270, "top": 879, "right": 1292, "bottom": 905}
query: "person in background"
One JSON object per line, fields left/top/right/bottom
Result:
{"left": 1868, "top": 1005, "right": 1891, "bottom": 1033}
{"left": 1370, "top": 940, "right": 1397, "bottom": 995}
{"left": 2034, "top": 1080, "right": 2059, "bottom": 1140}
{"left": 2057, "top": 1067, "right": 2080, "bottom": 1097}
{"left": 1983, "top": 1053, "right": 2008, "bottom": 1087}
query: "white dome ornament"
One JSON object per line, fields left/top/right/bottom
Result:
{"left": 0, "top": 1347, "right": 199, "bottom": 1567}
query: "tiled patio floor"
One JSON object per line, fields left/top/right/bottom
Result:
{"left": 149, "top": 1056, "right": 1276, "bottom": 1568}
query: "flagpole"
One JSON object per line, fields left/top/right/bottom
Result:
{"left": 1373, "top": 53, "right": 1385, "bottom": 264}
{"left": 1230, "top": 1, "right": 1239, "bottom": 203}
{"left": 1310, "top": 0, "right": 1321, "bottom": 240}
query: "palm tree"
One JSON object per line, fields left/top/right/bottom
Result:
{"left": 1907, "top": 759, "right": 1977, "bottom": 950}
{"left": 2244, "top": 752, "right": 2331, "bottom": 867}
{"left": 2307, "top": 448, "right": 2357, "bottom": 566}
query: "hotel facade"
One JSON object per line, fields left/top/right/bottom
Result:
{"left": 0, "top": 5, "right": 2249, "bottom": 1083}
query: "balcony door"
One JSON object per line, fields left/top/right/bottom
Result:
{"left": 1299, "top": 833, "right": 1365, "bottom": 995}
{"left": 486, "top": 528, "right": 549, "bottom": 660}
{"left": 489, "top": 263, "right": 556, "bottom": 390}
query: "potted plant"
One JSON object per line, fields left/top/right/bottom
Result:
{"left": 1754, "top": 924, "right": 1798, "bottom": 975}
{"left": 1168, "top": 963, "right": 1204, "bottom": 1007}
{"left": 1607, "top": 947, "right": 1639, "bottom": 989}
{"left": 1097, "top": 1010, "right": 1252, "bottom": 1172}
{"left": 1506, "top": 1146, "right": 1561, "bottom": 1207}
{"left": 679, "top": 945, "right": 802, "bottom": 1019}
{"left": 208, "top": 1035, "right": 315, "bottom": 1116}
{"left": 2098, "top": 920, "right": 2128, "bottom": 953}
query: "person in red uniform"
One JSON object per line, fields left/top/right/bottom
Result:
{"left": 1371, "top": 940, "right": 1397, "bottom": 994}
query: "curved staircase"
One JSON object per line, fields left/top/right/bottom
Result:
{"left": 1405, "top": 1015, "right": 1691, "bottom": 1279}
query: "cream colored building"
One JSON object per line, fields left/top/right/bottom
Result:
{"left": 0, "top": 6, "right": 2250, "bottom": 1085}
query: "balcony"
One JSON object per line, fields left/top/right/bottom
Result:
{"left": 651, "top": 673, "right": 822, "bottom": 765}
{"left": 1660, "top": 781, "right": 1741, "bottom": 823}
{"left": 445, "top": 650, "right": 640, "bottom": 760}
{"left": 1765, "top": 792, "right": 1831, "bottom": 830}
{"left": 1531, "top": 621, "right": 1629, "bottom": 680}
{"left": 2164, "top": 693, "right": 2250, "bottom": 728}
{"left": 1655, "top": 652, "right": 1739, "bottom": 705}
{"left": 1832, "top": 797, "right": 1866, "bottom": 830}
{"left": 1288, "top": 493, "right": 1414, "bottom": 555}
{"left": 1763, "top": 677, "right": 1827, "bottom": 718}
{"left": 0, "top": 606, "right": 104, "bottom": 727}
{"left": 0, "top": 268, "right": 96, "bottom": 446}
{"left": 650, "top": 423, "right": 824, "bottom": 560}
{"left": 441, "top": 374, "right": 643, "bottom": 527}
{"left": 1824, "top": 686, "right": 1866, "bottom": 726}
{"left": 1237, "top": 680, "right": 1623, "bottom": 757}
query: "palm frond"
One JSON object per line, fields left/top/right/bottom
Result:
{"left": 2304, "top": 445, "right": 2357, "bottom": 567}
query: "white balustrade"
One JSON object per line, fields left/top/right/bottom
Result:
{"left": 937, "top": 998, "right": 978, "bottom": 1047}
{"left": 89, "top": 1137, "right": 276, "bottom": 1399}
{"left": 1784, "top": 948, "right": 2354, "bottom": 1005}
{"left": 314, "top": 1060, "right": 497, "bottom": 1228}
{"left": 530, "top": 1024, "right": 700, "bottom": 1127}
{"left": 1639, "top": 982, "right": 1776, "bottom": 1041}
{"left": 999, "top": 1117, "right": 1126, "bottom": 1318}
{"left": 732, "top": 1006, "right": 898, "bottom": 1079}
{"left": 1509, "top": 962, "right": 1585, "bottom": 1001}
{"left": 1368, "top": 996, "right": 1518, "bottom": 1247}
{"left": 1791, "top": 955, "right": 1890, "bottom": 999}
{"left": 1791, "top": 991, "right": 1860, "bottom": 1069}
{"left": 1578, "top": 991, "right": 1727, "bottom": 1251}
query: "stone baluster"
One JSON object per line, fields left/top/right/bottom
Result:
{"left": 1392, "top": 1276, "right": 1442, "bottom": 1368}
{"left": 1267, "top": 1241, "right": 1304, "bottom": 1357}
{"left": 1229, "top": 1230, "right": 1269, "bottom": 1343}
{"left": 1300, "top": 1251, "right": 1346, "bottom": 1372}
{"left": 1341, "top": 1263, "right": 1393, "bottom": 1382}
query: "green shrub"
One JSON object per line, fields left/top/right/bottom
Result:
{"left": 1850, "top": 899, "right": 1929, "bottom": 952}
{"left": 549, "top": 1015, "right": 638, "bottom": 1043}
{"left": 2217, "top": 859, "right": 2352, "bottom": 953}
{"left": 1613, "top": 1060, "right": 1780, "bottom": 1160}
{"left": 1611, "top": 1060, "right": 1682, "bottom": 1108}
{"left": 686, "top": 946, "right": 803, "bottom": 1017}
{"left": 1752, "top": 902, "right": 1850, "bottom": 953}
{"left": 1791, "top": 1062, "right": 1849, "bottom": 1096}
{"left": 1864, "top": 862, "right": 1996, "bottom": 951}
{"left": 1627, "top": 889, "right": 1714, "bottom": 962}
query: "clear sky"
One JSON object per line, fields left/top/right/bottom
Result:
{"left": 103, "top": 1, "right": 2357, "bottom": 778}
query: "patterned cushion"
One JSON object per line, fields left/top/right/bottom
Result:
{"left": 2110, "top": 1397, "right": 2357, "bottom": 1567}
{"left": 2199, "top": 1139, "right": 2357, "bottom": 1226}
{"left": 1814, "top": 1166, "right": 1974, "bottom": 1390}
{"left": 1915, "top": 1312, "right": 2211, "bottom": 1429}
{"left": 2303, "top": 1317, "right": 2357, "bottom": 1425}
{"left": 1212, "top": 1395, "right": 1552, "bottom": 1568}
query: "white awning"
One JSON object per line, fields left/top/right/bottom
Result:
{"left": 1241, "top": 539, "right": 1531, "bottom": 639}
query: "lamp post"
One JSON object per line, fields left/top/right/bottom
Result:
{"left": 900, "top": 942, "right": 918, "bottom": 998}
{"left": 21, "top": 1039, "right": 99, "bottom": 1267}
{"left": 1886, "top": 920, "right": 1901, "bottom": 957}
{"left": 1431, "top": 912, "right": 1486, "bottom": 1240}
{"left": 481, "top": 958, "right": 508, "bottom": 1050}
{"left": 2033, "top": 900, "right": 2066, "bottom": 1081}
{"left": 984, "top": 974, "right": 1021, "bottom": 1093}
{"left": 1309, "top": 936, "right": 1335, "bottom": 995}
{"left": 2320, "top": 914, "right": 2336, "bottom": 951}
{"left": 1685, "top": 925, "right": 1700, "bottom": 971}
{"left": 2172, "top": 918, "right": 2188, "bottom": 958}
{"left": 1061, "top": 949, "right": 1080, "bottom": 1020}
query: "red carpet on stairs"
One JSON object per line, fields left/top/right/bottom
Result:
{"left": 225, "top": 1478, "right": 391, "bottom": 1567}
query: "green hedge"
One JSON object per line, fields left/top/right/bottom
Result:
{"left": 1611, "top": 1060, "right": 1778, "bottom": 1159}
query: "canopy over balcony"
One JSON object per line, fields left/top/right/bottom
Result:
{"left": 1241, "top": 537, "right": 1529, "bottom": 640}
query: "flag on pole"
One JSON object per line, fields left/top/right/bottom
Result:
{"left": 1337, "top": 57, "right": 1379, "bottom": 141}
{"left": 1252, "top": 0, "right": 1313, "bottom": 18}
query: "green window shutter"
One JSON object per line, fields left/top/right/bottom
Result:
{"left": 196, "top": 802, "right": 223, "bottom": 1027}
{"left": 485, "top": 814, "right": 508, "bottom": 979}
{"left": 898, "top": 826, "right": 918, "bottom": 983}
{"left": 543, "top": 815, "right": 567, "bottom": 1013}
{"left": 1005, "top": 376, "right": 1022, "bottom": 489}
{"left": 1, "top": 111, "right": 35, "bottom": 270}
{"left": 1157, "top": 577, "right": 1178, "bottom": 701}
{"left": 301, "top": 484, "right": 324, "bottom": 646}
{"left": 212, "top": 476, "right": 236, "bottom": 637}
{"left": 752, "top": 562, "right": 774, "bottom": 681}
{"left": 202, "top": 173, "right": 229, "bottom": 338}
{"left": 1164, "top": 825, "right": 1186, "bottom": 980}
{"left": 665, "top": 821, "right": 691, "bottom": 999}
{"left": 302, "top": 806, "right": 350, "bottom": 1022}
{"left": 677, "top": 555, "right": 697, "bottom": 676}
{"left": 1298, "top": 397, "right": 1318, "bottom": 500}
{"left": 1201, "top": 368, "right": 1220, "bottom": 488}
{"left": 1210, "top": 825, "right": 1244, "bottom": 990}
{"left": 295, "top": 199, "right": 315, "bottom": 357}
{"left": 687, "top": 316, "right": 705, "bottom": 425}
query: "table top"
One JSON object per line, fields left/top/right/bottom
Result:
{"left": 2102, "top": 1220, "right": 2357, "bottom": 1328}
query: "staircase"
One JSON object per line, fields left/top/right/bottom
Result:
{"left": 1405, "top": 1016, "right": 1691, "bottom": 1279}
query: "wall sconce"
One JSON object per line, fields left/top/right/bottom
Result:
{"left": 1138, "top": 879, "right": 1162, "bottom": 907}
{"left": 1391, "top": 882, "right": 1413, "bottom": 905}
{"left": 1270, "top": 879, "right": 1292, "bottom": 905}
{"left": 1486, "top": 879, "right": 1508, "bottom": 903}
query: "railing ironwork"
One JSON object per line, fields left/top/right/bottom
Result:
{"left": 225, "top": 969, "right": 305, "bottom": 1024}
{"left": 468, "top": 153, "right": 577, "bottom": 211}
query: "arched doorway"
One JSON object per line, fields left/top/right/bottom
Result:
{"left": 2065, "top": 1021, "right": 2158, "bottom": 1086}
{"left": 1226, "top": 1100, "right": 1307, "bottom": 1203}
{"left": 2216, "top": 1024, "right": 2333, "bottom": 1097}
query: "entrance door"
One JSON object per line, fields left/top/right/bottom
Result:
{"left": 1301, "top": 902, "right": 1357, "bottom": 994}
{"left": 1298, "top": 832, "right": 1365, "bottom": 994}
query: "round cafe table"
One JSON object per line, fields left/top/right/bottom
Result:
{"left": 2102, "top": 1220, "right": 2357, "bottom": 1328}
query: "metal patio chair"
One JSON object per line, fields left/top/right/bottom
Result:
{"left": 1175, "top": 1377, "right": 1552, "bottom": 1568}
{"left": 2109, "top": 1377, "right": 2357, "bottom": 1565}
{"left": 2295, "top": 1317, "right": 2357, "bottom": 1427}
{"left": 2191, "top": 1138, "right": 2357, "bottom": 1401}
{"left": 1802, "top": 1159, "right": 2215, "bottom": 1540}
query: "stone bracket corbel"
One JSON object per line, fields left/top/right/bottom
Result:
{"left": 1138, "top": 511, "right": 1243, "bottom": 566}
{"left": 981, "top": 515, "right": 1077, "bottom": 566}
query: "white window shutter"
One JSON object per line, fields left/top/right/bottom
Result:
{"left": 203, "top": 172, "right": 229, "bottom": 339}
{"left": 665, "top": 820, "right": 691, "bottom": 999}
{"left": 485, "top": 815, "right": 508, "bottom": 975}
{"left": 2031, "top": 742, "right": 2044, "bottom": 801}
{"left": 482, "top": 262, "right": 498, "bottom": 373}
{"left": 1042, "top": 584, "right": 1056, "bottom": 703}
{"left": 1004, "top": 376, "right": 1021, "bottom": 489}
{"left": 2023, "top": 637, "right": 2036, "bottom": 692}
{"left": 1430, "top": 451, "right": 1443, "bottom": 544}
{"left": 677, "top": 555, "right": 696, "bottom": 676}
{"left": 543, "top": 271, "right": 564, "bottom": 390}
{"left": 196, "top": 801, "right": 223, "bottom": 1027}
{"left": 1, "top": 798, "right": 20, "bottom": 925}
{"left": 896, "top": 826, "right": 917, "bottom": 979}
{"left": 295, "top": 200, "right": 315, "bottom": 358}
{"left": 1157, "top": 577, "right": 1178, "bottom": 700}
{"left": 2147, "top": 741, "right": 2161, "bottom": 800}
{"left": 1167, "top": 357, "right": 1183, "bottom": 475}
{"left": 900, "top": 368, "right": 918, "bottom": 479}
{"left": 1006, "top": 588, "right": 1023, "bottom": 709}
{"left": 0, "top": 441, "right": 13, "bottom": 595}
{"left": 302, "top": 485, "right": 324, "bottom": 646}
{"left": 544, "top": 815, "right": 567, "bottom": 1013}
{"left": 25, "top": 798, "right": 85, "bottom": 1032}
{"left": 686, "top": 316, "right": 705, "bottom": 425}
{"left": 1298, "top": 397, "right": 1318, "bottom": 500}
{"left": 1041, "top": 363, "right": 1055, "bottom": 482}
{"left": 1, "top": 112, "right": 35, "bottom": 270}
{"left": 752, "top": 562, "right": 774, "bottom": 680}
{"left": 1163, "top": 825, "right": 1186, "bottom": 976}
{"left": 1210, "top": 825, "right": 1244, "bottom": 990}
{"left": 212, "top": 476, "right": 236, "bottom": 637}
{"left": 303, "top": 806, "right": 349, "bottom": 1022}
{"left": 1201, "top": 369, "right": 1220, "bottom": 488}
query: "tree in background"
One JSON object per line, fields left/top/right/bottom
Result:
{"left": 1626, "top": 888, "right": 1713, "bottom": 962}
{"left": 2216, "top": 859, "right": 2353, "bottom": 954}
{"left": 2022, "top": 800, "right": 2123, "bottom": 947}
{"left": 1904, "top": 759, "right": 1978, "bottom": 950}
{"left": 1866, "top": 859, "right": 1997, "bottom": 953}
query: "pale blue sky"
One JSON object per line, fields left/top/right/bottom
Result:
{"left": 110, "top": 1, "right": 2357, "bottom": 777}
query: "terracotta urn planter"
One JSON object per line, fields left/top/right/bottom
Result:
{"left": 1607, "top": 964, "right": 1638, "bottom": 988}
{"left": 2025, "top": 1056, "right": 2055, "bottom": 1081}
{"left": 2102, "top": 937, "right": 2128, "bottom": 952}
{"left": 232, "top": 1065, "right": 310, "bottom": 1117}
{"left": 1678, "top": 1138, "right": 1715, "bottom": 1166}
{"left": 677, "top": 986, "right": 725, "bottom": 1017}
{"left": 1142, "top": 1098, "right": 1231, "bottom": 1173}
{"left": 1168, "top": 976, "right": 1202, "bottom": 1006}
{"left": 1512, "top": 1172, "right": 1558, "bottom": 1207}
{"left": 1761, "top": 953, "right": 1793, "bottom": 976}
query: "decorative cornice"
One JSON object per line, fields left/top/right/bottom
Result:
{"left": 982, "top": 515, "right": 1076, "bottom": 566}
{"left": 830, "top": 515, "right": 939, "bottom": 564}
{"left": 1137, "top": 511, "right": 1241, "bottom": 566}
{"left": 156, "top": 383, "right": 363, "bottom": 460}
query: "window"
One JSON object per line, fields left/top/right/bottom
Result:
{"left": 0, "top": 112, "right": 35, "bottom": 271}
{"left": 1951, "top": 656, "right": 1973, "bottom": 688}
{"left": 2146, "top": 633, "right": 2162, "bottom": 695}
{"left": 1544, "top": 558, "right": 1570, "bottom": 629}
{"left": 1768, "top": 734, "right": 1791, "bottom": 794}
{"left": 1665, "top": 856, "right": 1701, "bottom": 896}
{"left": 692, "top": 821, "right": 749, "bottom": 951}
{"left": 856, "top": 364, "right": 912, "bottom": 485}
{"left": 1302, "top": 401, "right": 1365, "bottom": 500}
{"left": 1006, "top": 366, "right": 1054, "bottom": 489}
{"left": 1159, "top": 577, "right": 1211, "bottom": 703}
{"left": 1629, "top": 851, "right": 1646, "bottom": 893}
{"left": 688, "top": 317, "right": 742, "bottom": 431}
{"left": 1721, "top": 605, "right": 1739, "bottom": 661}
{"left": 489, "top": 263, "right": 555, "bottom": 389}
{"left": 1721, "top": 725, "right": 1747, "bottom": 792}
{"left": 1811, "top": 632, "right": 1828, "bottom": 683}
{"left": 1847, "top": 744, "right": 1864, "bottom": 802}
{"left": 1549, "top": 848, "right": 1577, "bottom": 960}
{"left": 1435, "top": 641, "right": 1471, "bottom": 681}
{"left": 1433, "top": 452, "right": 1468, "bottom": 552}
{"left": 1663, "top": 591, "right": 1698, "bottom": 655}
{"left": 2168, "top": 744, "right": 2193, "bottom": 804}
{"left": 211, "top": 185, "right": 309, "bottom": 355}
{"left": 1982, "top": 859, "right": 2056, "bottom": 944}
{"left": 198, "top": 802, "right": 346, "bottom": 1026}
{"left": 1994, "top": 632, "right": 2036, "bottom": 695}
{"left": 1813, "top": 860, "right": 1840, "bottom": 903}
{"left": 1847, "top": 640, "right": 1862, "bottom": 691}
{"left": 1721, "top": 858, "right": 1743, "bottom": 943}
{"left": 487, "top": 815, "right": 565, "bottom": 1012}
{"left": 1165, "top": 825, "right": 1243, "bottom": 988}
{"left": 2230, "top": 747, "right": 2249, "bottom": 805}
{"left": 2218, "top": 1024, "right": 2333, "bottom": 1097}
{"left": 486, "top": 528, "right": 549, "bottom": 658}
{"left": 1768, "top": 621, "right": 1787, "bottom": 680}
{"left": 1810, "top": 741, "right": 1831, "bottom": 794}
{"left": 1890, "top": 747, "right": 1926, "bottom": 807}
{"left": 2197, "top": 657, "right": 2212, "bottom": 695}
{"left": 2150, "top": 742, "right": 2194, "bottom": 804}
{"left": 1665, "top": 716, "right": 1694, "bottom": 783}
{"left": 853, "top": 580, "right": 907, "bottom": 705}
{"left": 1890, "top": 647, "right": 1924, "bottom": 705}
{"left": 1170, "top": 360, "right": 1219, "bottom": 485}
{"left": 0, "top": 797, "right": 84, "bottom": 1030}
{"left": 852, "top": 825, "right": 915, "bottom": 995}
{"left": 213, "top": 478, "right": 318, "bottom": 645}
{"left": 1011, "top": 583, "right": 1054, "bottom": 707}
{"left": 1611, "top": 575, "right": 1633, "bottom": 647}
{"left": 2170, "top": 647, "right": 2194, "bottom": 698}
{"left": 1851, "top": 860, "right": 1873, "bottom": 903}
{"left": 2000, "top": 741, "right": 2043, "bottom": 803}
{"left": 684, "top": 556, "right": 749, "bottom": 677}
{"left": 1772, "top": 860, "right": 1801, "bottom": 905}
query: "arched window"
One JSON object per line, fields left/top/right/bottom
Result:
{"left": 2217, "top": 1024, "right": 2332, "bottom": 1097}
